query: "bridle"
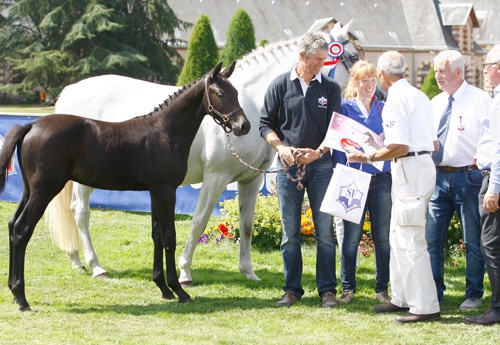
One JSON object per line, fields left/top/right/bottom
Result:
{"left": 328, "top": 34, "right": 359, "bottom": 75}
{"left": 205, "top": 76, "right": 242, "bottom": 134}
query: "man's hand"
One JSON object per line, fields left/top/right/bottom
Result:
{"left": 484, "top": 192, "right": 500, "bottom": 213}
{"left": 278, "top": 146, "right": 297, "bottom": 167}
{"left": 346, "top": 146, "right": 367, "bottom": 163}
{"left": 294, "top": 148, "right": 319, "bottom": 165}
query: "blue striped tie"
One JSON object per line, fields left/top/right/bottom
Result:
{"left": 432, "top": 96, "right": 454, "bottom": 166}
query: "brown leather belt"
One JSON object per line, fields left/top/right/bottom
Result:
{"left": 437, "top": 165, "right": 478, "bottom": 173}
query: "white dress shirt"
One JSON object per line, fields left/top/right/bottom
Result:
{"left": 431, "top": 81, "right": 491, "bottom": 167}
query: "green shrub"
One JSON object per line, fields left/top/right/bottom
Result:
{"left": 421, "top": 66, "right": 442, "bottom": 100}
{"left": 446, "top": 212, "right": 465, "bottom": 258}
{"left": 220, "top": 193, "right": 282, "bottom": 250}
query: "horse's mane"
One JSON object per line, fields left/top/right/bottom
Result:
{"left": 137, "top": 35, "right": 305, "bottom": 118}
{"left": 142, "top": 76, "right": 203, "bottom": 118}
{"left": 235, "top": 36, "right": 301, "bottom": 72}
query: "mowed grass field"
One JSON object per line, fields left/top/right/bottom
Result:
{"left": 0, "top": 200, "right": 498, "bottom": 344}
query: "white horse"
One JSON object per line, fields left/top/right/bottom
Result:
{"left": 45, "top": 20, "right": 357, "bottom": 285}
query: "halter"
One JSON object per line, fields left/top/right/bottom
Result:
{"left": 204, "top": 76, "right": 242, "bottom": 133}
{"left": 338, "top": 39, "right": 355, "bottom": 70}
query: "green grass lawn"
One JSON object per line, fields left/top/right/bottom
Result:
{"left": 0, "top": 104, "right": 54, "bottom": 115}
{"left": 0, "top": 201, "right": 497, "bottom": 344}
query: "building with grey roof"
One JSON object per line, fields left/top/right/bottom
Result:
{"left": 169, "top": 0, "right": 498, "bottom": 90}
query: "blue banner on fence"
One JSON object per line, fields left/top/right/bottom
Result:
{"left": 0, "top": 114, "right": 275, "bottom": 216}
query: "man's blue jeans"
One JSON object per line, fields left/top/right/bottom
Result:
{"left": 276, "top": 155, "right": 337, "bottom": 298}
{"left": 340, "top": 172, "right": 392, "bottom": 293}
{"left": 425, "top": 169, "right": 485, "bottom": 302}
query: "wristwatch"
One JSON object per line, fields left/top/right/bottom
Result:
{"left": 366, "top": 153, "right": 373, "bottom": 164}
{"left": 317, "top": 148, "right": 327, "bottom": 160}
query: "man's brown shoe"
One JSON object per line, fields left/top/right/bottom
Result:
{"left": 321, "top": 291, "right": 339, "bottom": 308}
{"left": 374, "top": 303, "right": 409, "bottom": 313}
{"left": 394, "top": 312, "right": 441, "bottom": 324}
{"left": 464, "top": 310, "right": 500, "bottom": 325}
{"left": 276, "top": 292, "right": 299, "bottom": 307}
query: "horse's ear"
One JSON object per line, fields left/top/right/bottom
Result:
{"left": 221, "top": 61, "right": 236, "bottom": 79}
{"left": 338, "top": 19, "right": 353, "bottom": 38}
{"left": 211, "top": 62, "right": 224, "bottom": 79}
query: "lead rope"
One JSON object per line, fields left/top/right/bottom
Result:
{"left": 225, "top": 133, "right": 306, "bottom": 190}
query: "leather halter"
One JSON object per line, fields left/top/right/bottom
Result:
{"left": 204, "top": 76, "right": 242, "bottom": 133}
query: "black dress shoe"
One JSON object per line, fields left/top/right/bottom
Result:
{"left": 464, "top": 310, "right": 500, "bottom": 325}
{"left": 395, "top": 312, "right": 441, "bottom": 324}
{"left": 374, "top": 303, "right": 410, "bottom": 313}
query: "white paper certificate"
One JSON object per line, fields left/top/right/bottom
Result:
{"left": 324, "top": 112, "right": 385, "bottom": 171}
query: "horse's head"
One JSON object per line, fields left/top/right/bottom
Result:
{"left": 321, "top": 19, "right": 359, "bottom": 89}
{"left": 204, "top": 62, "right": 251, "bottom": 136}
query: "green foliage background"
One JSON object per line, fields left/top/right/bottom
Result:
{"left": 421, "top": 66, "right": 442, "bottom": 99}
{"left": 0, "top": 0, "right": 188, "bottom": 98}
{"left": 177, "top": 14, "right": 219, "bottom": 85}
{"left": 220, "top": 8, "right": 256, "bottom": 67}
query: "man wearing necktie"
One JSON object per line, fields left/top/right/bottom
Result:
{"left": 425, "top": 50, "right": 492, "bottom": 310}
{"left": 465, "top": 44, "right": 500, "bottom": 325}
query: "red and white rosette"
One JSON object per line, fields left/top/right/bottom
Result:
{"left": 324, "top": 41, "right": 345, "bottom": 67}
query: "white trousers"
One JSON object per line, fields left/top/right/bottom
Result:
{"left": 389, "top": 154, "right": 440, "bottom": 314}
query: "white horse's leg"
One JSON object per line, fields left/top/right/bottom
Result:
{"left": 70, "top": 183, "right": 107, "bottom": 278}
{"left": 178, "top": 176, "right": 228, "bottom": 285}
{"left": 236, "top": 177, "right": 263, "bottom": 281}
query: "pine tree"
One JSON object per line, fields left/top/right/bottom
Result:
{"left": 177, "top": 14, "right": 219, "bottom": 86}
{"left": 220, "top": 8, "right": 255, "bottom": 67}
{"left": 421, "top": 66, "right": 442, "bottom": 99}
{"left": 0, "top": 0, "right": 187, "bottom": 98}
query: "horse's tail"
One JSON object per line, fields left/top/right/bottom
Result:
{"left": 0, "top": 124, "right": 32, "bottom": 193}
{"left": 45, "top": 181, "right": 81, "bottom": 252}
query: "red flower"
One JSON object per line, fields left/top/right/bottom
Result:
{"left": 219, "top": 223, "right": 229, "bottom": 236}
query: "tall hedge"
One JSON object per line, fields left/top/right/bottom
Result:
{"left": 177, "top": 14, "right": 219, "bottom": 85}
{"left": 220, "top": 8, "right": 255, "bottom": 67}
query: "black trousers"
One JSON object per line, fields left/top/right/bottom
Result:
{"left": 479, "top": 174, "right": 500, "bottom": 316}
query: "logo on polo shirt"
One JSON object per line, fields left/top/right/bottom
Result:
{"left": 318, "top": 96, "right": 328, "bottom": 108}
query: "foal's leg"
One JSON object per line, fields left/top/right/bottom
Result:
{"left": 8, "top": 192, "right": 29, "bottom": 304}
{"left": 150, "top": 199, "right": 175, "bottom": 300}
{"left": 10, "top": 196, "right": 51, "bottom": 311}
{"left": 178, "top": 175, "right": 228, "bottom": 285}
{"left": 151, "top": 189, "right": 192, "bottom": 303}
{"left": 70, "top": 182, "right": 107, "bottom": 277}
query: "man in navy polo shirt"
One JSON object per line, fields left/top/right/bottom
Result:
{"left": 259, "top": 32, "right": 342, "bottom": 308}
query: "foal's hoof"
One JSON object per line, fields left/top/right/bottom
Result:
{"left": 180, "top": 280, "right": 193, "bottom": 288}
{"left": 162, "top": 292, "right": 176, "bottom": 300}
{"left": 18, "top": 305, "right": 31, "bottom": 312}
{"left": 179, "top": 296, "right": 193, "bottom": 303}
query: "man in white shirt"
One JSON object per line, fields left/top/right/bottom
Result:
{"left": 425, "top": 50, "right": 491, "bottom": 310}
{"left": 347, "top": 51, "right": 440, "bottom": 323}
{"left": 465, "top": 44, "right": 500, "bottom": 325}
